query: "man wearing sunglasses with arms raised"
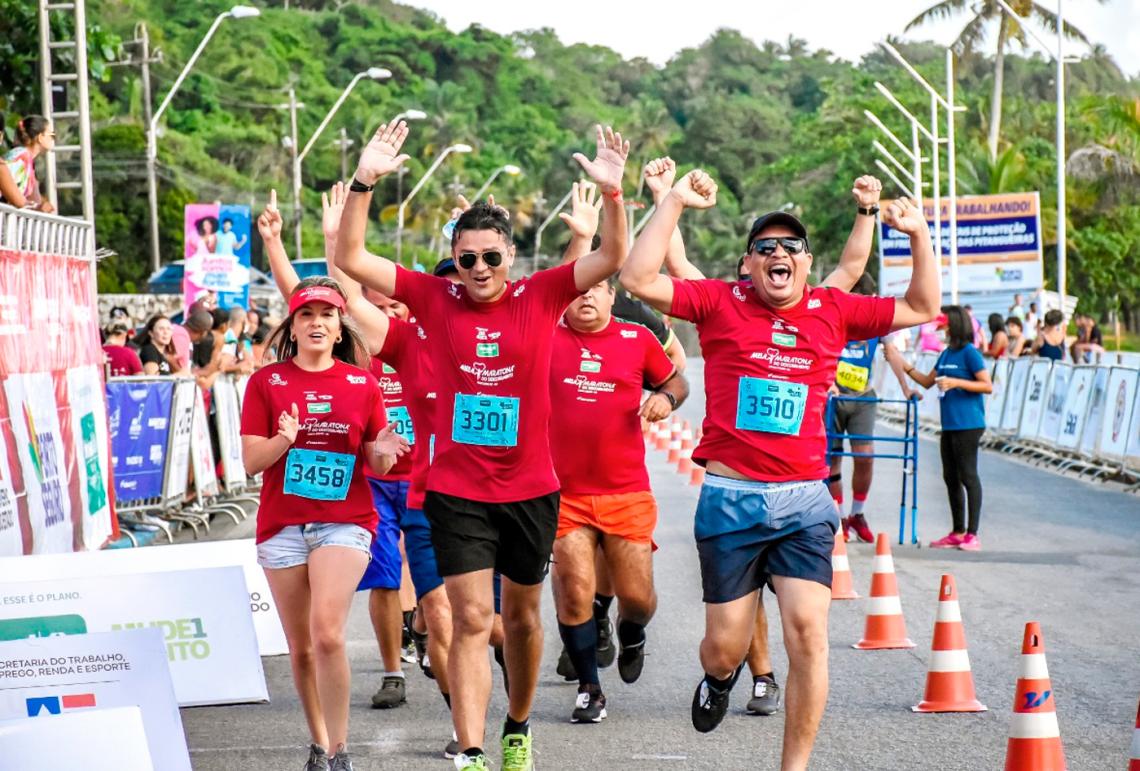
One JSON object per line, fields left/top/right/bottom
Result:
{"left": 336, "top": 118, "right": 630, "bottom": 771}
{"left": 620, "top": 170, "right": 938, "bottom": 771}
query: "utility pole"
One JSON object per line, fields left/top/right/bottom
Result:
{"left": 335, "top": 127, "right": 352, "bottom": 182}
{"left": 288, "top": 88, "right": 302, "bottom": 261}
{"left": 138, "top": 24, "right": 161, "bottom": 272}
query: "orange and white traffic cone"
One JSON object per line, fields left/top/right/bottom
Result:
{"left": 677, "top": 446, "right": 693, "bottom": 474}
{"left": 689, "top": 465, "right": 705, "bottom": 486}
{"left": 912, "top": 574, "right": 986, "bottom": 712}
{"left": 667, "top": 436, "right": 682, "bottom": 464}
{"left": 653, "top": 422, "right": 669, "bottom": 451}
{"left": 1129, "top": 696, "right": 1140, "bottom": 771}
{"left": 1004, "top": 622, "right": 1065, "bottom": 770}
{"left": 830, "top": 532, "right": 859, "bottom": 600}
{"left": 853, "top": 533, "right": 914, "bottom": 649}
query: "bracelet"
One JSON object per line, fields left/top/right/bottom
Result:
{"left": 605, "top": 187, "right": 623, "bottom": 202}
{"left": 349, "top": 177, "right": 375, "bottom": 193}
{"left": 857, "top": 205, "right": 880, "bottom": 216}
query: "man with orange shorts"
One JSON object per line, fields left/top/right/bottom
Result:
{"left": 549, "top": 278, "right": 689, "bottom": 723}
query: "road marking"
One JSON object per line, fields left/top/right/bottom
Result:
{"left": 191, "top": 739, "right": 403, "bottom": 753}
{"left": 632, "top": 754, "right": 687, "bottom": 761}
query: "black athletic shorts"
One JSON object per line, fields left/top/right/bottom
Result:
{"left": 424, "top": 490, "right": 559, "bottom": 586}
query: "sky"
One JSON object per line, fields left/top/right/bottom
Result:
{"left": 406, "top": 0, "right": 1140, "bottom": 77}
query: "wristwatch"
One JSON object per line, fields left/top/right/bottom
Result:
{"left": 349, "top": 177, "right": 375, "bottom": 193}
{"left": 857, "top": 205, "right": 880, "bottom": 216}
{"left": 658, "top": 391, "right": 678, "bottom": 409}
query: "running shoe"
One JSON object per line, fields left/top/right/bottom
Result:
{"left": 304, "top": 744, "right": 329, "bottom": 771}
{"left": 570, "top": 685, "right": 607, "bottom": 724}
{"left": 370, "top": 675, "right": 406, "bottom": 709}
{"left": 443, "top": 733, "right": 461, "bottom": 759}
{"left": 617, "top": 634, "right": 646, "bottom": 684}
{"left": 840, "top": 516, "right": 851, "bottom": 542}
{"left": 412, "top": 628, "right": 433, "bottom": 679}
{"left": 500, "top": 727, "right": 534, "bottom": 771}
{"left": 958, "top": 533, "right": 981, "bottom": 551}
{"left": 453, "top": 753, "right": 489, "bottom": 771}
{"left": 930, "top": 532, "right": 966, "bottom": 549}
{"left": 329, "top": 749, "right": 353, "bottom": 771}
{"left": 596, "top": 616, "right": 616, "bottom": 669}
{"left": 691, "top": 664, "right": 743, "bottom": 734}
{"left": 746, "top": 675, "right": 781, "bottom": 716}
{"left": 555, "top": 645, "right": 578, "bottom": 682}
{"left": 401, "top": 612, "right": 417, "bottom": 664}
{"left": 847, "top": 514, "right": 874, "bottom": 544}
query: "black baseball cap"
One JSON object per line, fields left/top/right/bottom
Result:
{"left": 433, "top": 257, "right": 458, "bottom": 277}
{"left": 746, "top": 211, "right": 809, "bottom": 253}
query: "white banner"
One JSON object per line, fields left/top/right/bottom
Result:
{"left": 1056, "top": 366, "right": 1094, "bottom": 451}
{"left": 0, "top": 538, "right": 286, "bottom": 656}
{"left": 162, "top": 380, "right": 196, "bottom": 503}
{"left": 0, "top": 705, "right": 155, "bottom": 770}
{"left": 1079, "top": 366, "right": 1110, "bottom": 457}
{"left": 986, "top": 358, "right": 1009, "bottom": 432}
{"left": 190, "top": 388, "right": 219, "bottom": 499}
{"left": 213, "top": 377, "right": 245, "bottom": 491}
{"left": 0, "top": 628, "right": 189, "bottom": 770}
{"left": 1098, "top": 368, "right": 1139, "bottom": 462}
{"left": 0, "top": 566, "right": 267, "bottom": 706}
{"left": 1000, "top": 357, "right": 1032, "bottom": 433}
{"left": 1039, "top": 362, "right": 1072, "bottom": 444}
{"left": 1017, "top": 359, "right": 1053, "bottom": 441}
{"left": 3, "top": 372, "right": 73, "bottom": 553}
{"left": 65, "top": 366, "right": 113, "bottom": 549}
{"left": 1125, "top": 374, "right": 1140, "bottom": 471}
{"left": 0, "top": 424, "right": 22, "bottom": 556}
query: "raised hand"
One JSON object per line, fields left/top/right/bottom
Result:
{"left": 558, "top": 181, "right": 602, "bottom": 239}
{"left": 321, "top": 181, "right": 347, "bottom": 240}
{"left": 852, "top": 175, "right": 883, "bottom": 208}
{"left": 278, "top": 402, "right": 300, "bottom": 444}
{"left": 257, "top": 189, "right": 283, "bottom": 241}
{"left": 572, "top": 125, "right": 630, "bottom": 194}
{"left": 643, "top": 157, "right": 677, "bottom": 201}
{"left": 373, "top": 423, "right": 411, "bottom": 457}
{"left": 670, "top": 170, "right": 718, "bottom": 210}
{"left": 881, "top": 197, "right": 928, "bottom": 236}
{"left": 355, "top": 118, "right": 412, "bottom": 187}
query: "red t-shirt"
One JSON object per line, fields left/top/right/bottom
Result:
{"left": 103, "top": 344, "right": 143, "bottom": 377}
{"left": 392, "top": 263, "right": 582, "bottom": 503}
{"left": 378, "top": 317, "right": 437, "bottom": 510}
{"left": 549, "top": 318, "right": 676, "bottom": 494}
{"left": 240, "top": 358, "right": 388, "bottom": 543}
{"left": 670, "top": 279, "right": 895, "bottom": 482}
{"left": 368, "top": 355, "right": 411, "bottom": 481}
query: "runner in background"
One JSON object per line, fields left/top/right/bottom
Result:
{"left": 620, "top": 169, "right": 938, "bottom": 770}
{"left": 336, "top": 118, "right": 631, "bottom": 771}
{"left": 645, "top": 156, "right": 887, "bottom": 717}
{"left": 240, "top": 275, "right": 409, "bottom": 771}
{"left": 894, "top": 305, "right": 991, "bottom": 552}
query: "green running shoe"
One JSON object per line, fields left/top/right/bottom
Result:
{"left": 453, "top": 752, "right": 490, "bottom": 770}
{"left": 501, "top": 727, "right": 534, "bottom": 771}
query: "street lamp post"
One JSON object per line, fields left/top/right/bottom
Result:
{"left": 391, "top": 113, "right": 428, "bottom": 221}
{"left": 146, "top": 5, "right": 260, "bottom": 272}
{"left": 292, "top": 67, "right": 391, "bottom": 260}
{"left": 473, "top": 164, "right": 521, "bottom": 200}
{"left": 396, "top": 143, "right": 473, "bottom": 264}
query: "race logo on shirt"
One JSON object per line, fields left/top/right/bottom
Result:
{"left": 378, "top": 377, "right": 403, "bottom": 397}
{"left": 620, "top": 330, "right": 638, "bottom": 339}
{"left": 307, "top": 402, "right": 332, "bottom": 414}
{"left": 448, "top": 284, "right": 461, "bottom": 300}
{"left": 459, "top": 361, "right": 516, "bottom": 386}
{"left": 750, "top": 347, "right": 814, "bottom": 372}
{"left": 580, "top": 360, "right": 602, "bottom": 373}
{"left": 416, "top": 325, "right": 427, "bottom": 340}
{"left": 772, "top": 332, "right": 797, "bottom": 347}
{"left": 807, "top": 298, "right": 822, "bottom": 310}
{"left": 300, "top": 418, "right": 351, "bottom": 438}
{"left": 345, "top": 374, "right": 367, "bottom": 385}
{"left": 513, "top": 283, "right": 527, "bottom": 298}
{"left": 564, "top": 373, "right": 617, "bottom": 396}
{"left": 268, "top": 373, "right": 288, "bottom": 386}
{"left": 382, "top": 363, "right": 396, "bottom": 374}
{"left": 733, "top": 285, "right": 747, "bottom": 303}
{"left": 475, "top": 327, "right": 501, "bottom": 341}
{"left": 772, "top": 319, "right": 799, "bottom": 333}
{"left": 476, "top": 343, "right": 499, "bottom": 358}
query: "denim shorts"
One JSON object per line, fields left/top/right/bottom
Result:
{"left": 256, "top": 522, "right": 374, "bottom": 570}
{"left": 694, "top": 475, "right": 838, "bottom": 603}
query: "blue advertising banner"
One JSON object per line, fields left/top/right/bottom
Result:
{"left": 877, "top": 192, "right": 1043, "bottom": 296}
{"left": 106, "top": 381, "right": 174, "bottom": 503}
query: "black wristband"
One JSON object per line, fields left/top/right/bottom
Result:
{"left": 658, "top": 391, "right": 678, "bottom": 410}
{"left": 857, "top": 205, "right": 880, "bottom": 216}
{"left": 349, "top": 177, "right": 375, "bottom": 193}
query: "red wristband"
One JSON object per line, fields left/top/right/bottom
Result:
{"left": 606, "top": 188, "right": 623, "bottom": 202}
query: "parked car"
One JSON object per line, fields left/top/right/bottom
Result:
{"left": 145, "top": 260, "right": 277, "bottom": 306}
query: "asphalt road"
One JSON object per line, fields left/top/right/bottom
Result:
{"left": 182, "top": 359, "right": 1140, "bottom": 770}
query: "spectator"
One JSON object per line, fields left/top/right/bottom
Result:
{"left": 102, "top": 320, "right": 143, "bottom": 377}
{"left": 2, "top": 115, "right": 55, "bottom": 213}
{"left": 221, "top": 306, "right": 254, "bottom": 374}
{"left": 986, "top": 313, "right": 1008, "bottom": 358}
{"left": 916, "top": 314, "right": 947, "bottom": 353}
{"left": 1031, "top": 309, "right": 1067, "bottom": 361}
{"left": 1008, "top": 293, "right": 1026, "bottom": 325}
{"left": 1024, "top": 302, "right": 1039, "bottom": 341}
{"left": 1071, "top": 313, "right": 1105, "bottom": 363}
{"left": 184, "top": 308, "right": 223, "bottom": 390}
{"left": 246, "top": 307, "right": 270, "bottom": 344}
{"left": 136, "top": 314, "right": 185, "bottom": 376}
{"left": 1006, "top": 316, "right": 1028, "bottom": 358}
{"left": 0, "top": 114, "right": 21, "bottom": 208}
{"left": 964, "top": 304, "right": 986, "bottom": 349}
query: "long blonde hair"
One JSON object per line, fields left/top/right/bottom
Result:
{"left": 262, "top": 277, "right": 370, "bottom": 367}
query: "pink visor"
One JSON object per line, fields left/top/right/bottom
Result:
{"left": 288, "top": 285, "right": 346, "bottom": 315}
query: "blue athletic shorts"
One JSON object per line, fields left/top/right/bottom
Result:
{"left": 358, "top": 478, "right": 406, "bottom": 591}
{"left": 398, "top": 505, "right": 445, "bottom": 601}
{"left": 694, "top": 475, "right": 838, "bottom": 604}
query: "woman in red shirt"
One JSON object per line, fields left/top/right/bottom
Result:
{"left": 241, "top": 278, "right": 409, "bottom": 771}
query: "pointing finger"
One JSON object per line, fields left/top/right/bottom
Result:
{"left": 269, "top": 189, "right": 278, "bottom": 211}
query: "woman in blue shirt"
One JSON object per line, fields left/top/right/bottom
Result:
{"left": 899, "top": 306, "right": 993, "bottom": 551}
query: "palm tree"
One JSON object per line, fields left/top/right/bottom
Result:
{"left": 905, "top": 0, "right": 1101, "bottom": 162}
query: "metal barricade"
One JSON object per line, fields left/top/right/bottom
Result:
{"left": 825, "top": 394, "right": 921, "bottom": 546}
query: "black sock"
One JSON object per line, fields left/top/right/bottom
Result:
{"left": 593, "top": 593, "right": 614, "bottom": 619}
{"left": 493, "top": 645, "right": 505, "bottom": 669}
{"left": 617, "top": 619, "right": 646, "bottom": 648}
{"left": 753, "top": 671, "right": 774, "bottom": 682}
{"left": 463, "top": 747, "right": 484, "bottom": 759}
{"left": 402, "top": 609, "right": 414, "bottom": 631}
{"left": 503, "top": 715, "right": 529, "bottom": 737}
{"left": 442, "top": 691, "right": 451, "bottom": 710}
{"left": 558, "top": 619, "right": 600, "bottom": 686}
{"left": 705, "top": 663, "right": 743, "bottom": 694}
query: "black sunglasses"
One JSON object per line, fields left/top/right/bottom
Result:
{"left": 457, "top": 250, "right": 504, "bottom": 270}
{"left": 750, "top": 237, "right": 807, "bottom": 256}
